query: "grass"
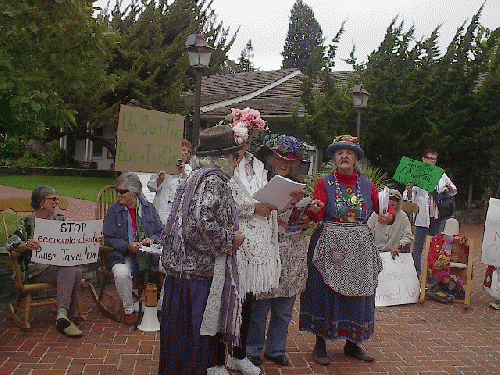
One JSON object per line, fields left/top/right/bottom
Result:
{"left": 0, "top": 176, "right": 115, "bottom": 202}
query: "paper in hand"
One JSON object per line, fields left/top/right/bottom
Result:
{"left": 378, "top": 186, "right": 390, "bottom": 215}
{"left": 253, "top": 175, "right": 306, "bottom": 211}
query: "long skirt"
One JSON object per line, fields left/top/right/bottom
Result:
{"left": 159, "top": 275, "right": 225, "bottom": 375}
{"left": 299, "top": 224, "right": 377, "bottom": 345}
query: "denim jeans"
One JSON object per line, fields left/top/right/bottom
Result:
{"left": 413, "top": 218, "right": 441, "bottom": 278}
{"left": 246, "top": 296, "right": 296, "bottom": 358}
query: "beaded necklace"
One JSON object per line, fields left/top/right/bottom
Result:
{"left": 332, "top": 171, "right": 364, "bottom": 220}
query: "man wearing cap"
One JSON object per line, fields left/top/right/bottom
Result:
{"left": 367, "top": 189, "right": 413, "bottom": 258}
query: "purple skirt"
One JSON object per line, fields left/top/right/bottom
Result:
{"left": 159, "top": 275, "right": 224, "bottom": 375}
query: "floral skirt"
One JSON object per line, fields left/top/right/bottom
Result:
{"left": 299, "top": 223, "right": 376, "bottom": 344}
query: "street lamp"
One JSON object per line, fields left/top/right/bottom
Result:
{"left": 352, "top": 84, "right": 370, "bottom": 141}
{"left": 185, "top": 34, "right": 215, "bottom": 147}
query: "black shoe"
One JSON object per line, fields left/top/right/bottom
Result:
{"left": 344, "top": 342, "right": 375, "bottom": 362}
{"left": 247, "top": 355, "right": 263, "bottom": 366}
{"left": 312, "top": 343, "right": 330, "bottom": 366}
{"left": 264, "top": 353, "right": 290, "bottom": 366}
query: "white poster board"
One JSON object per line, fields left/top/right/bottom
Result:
{"left": 481, "top": 198, "right": 500, "bottom": 267}
{"left": 375, "top": 252, "right": 420, "bottom": 307}
{"left": 32, "top": 218, "right": 103, "bottom": 266}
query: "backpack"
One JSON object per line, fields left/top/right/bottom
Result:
{"left": 432, "top": 191, "right": 456, "bottom": 219}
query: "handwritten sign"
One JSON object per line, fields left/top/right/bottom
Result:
{"left": 375, "top": 252, "right": 420, "bottom": 307}
{"left": 482, "top": 198, "right": 500, "bottom": 267}
{"left": 393, "top": 156, "right": 444, "bottom": 192}
{"left": 115, "top": 105, "right": 184, "bottom": 173}
{"left": 32, "top": 219, "right": 103, "bottom": 266}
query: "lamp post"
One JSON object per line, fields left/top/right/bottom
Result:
{"left": 185, "top": 34, "right": 215, "bottom": 148}
{"left": 352, "top": 84, "right": 370, "bottom": 142}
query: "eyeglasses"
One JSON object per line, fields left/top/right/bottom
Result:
{"left": 45, "top": 196, "right": 59, "bottom": 202}
{"left": 424, "top": 156, "right": 437, "bottom": 161}
{"left": 116, "top": 188, "right": 129, "bottom": 195}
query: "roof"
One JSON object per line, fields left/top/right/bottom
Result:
{"left": 188, "top": 68, "right": 357, "bottom": 118}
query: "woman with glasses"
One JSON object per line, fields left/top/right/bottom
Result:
{"left": 103, "top": 172, "right": 164, "bottom": 326}
{"left": 7, "top": 186, "right": 83, "bottom": 337}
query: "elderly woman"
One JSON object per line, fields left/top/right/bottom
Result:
{"left": 7, "top": 186, "right": 83, "bottom": 337}
{"left": 246, "top": 134, "right": 311, "bottom": 367}
{"left": 300, "top": 135, "right": 395, "bottom": 364}
{"left": 103, "top": 172, "right": 163, "bottom": 326}
{"left": 367, "top": 189, "right": 413, "bottom": 258}
{"left": 159, "top": 125, "right": 246, "bottom": 375}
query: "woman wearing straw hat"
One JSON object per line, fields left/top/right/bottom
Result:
{"left": 300, "top": 135, "right": 395, "bottom": 364}
{"left": 159, "top": 125, "right": 245, "bottom": 375}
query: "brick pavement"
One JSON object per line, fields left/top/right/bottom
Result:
{"left": 1, "top": 185, "right": 500, "bottom": 374}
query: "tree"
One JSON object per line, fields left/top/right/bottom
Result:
{"left": 282, "top": 0, "right": 324, "bottom": 72}
{"left": 0, "top": 0, "right": 117, "bottom": 142}
{"left": 237, "top": 40, "right": 255, "bottom": 72}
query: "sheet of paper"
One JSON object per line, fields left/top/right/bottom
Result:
{"left": 141, "top": 244, "right": 163, "bottom": 255}
{"left": 253, "top": 175, "right": 306, "bottom": 211}
{"left": 378, "top": 186, "right": 390, "bottom": 215}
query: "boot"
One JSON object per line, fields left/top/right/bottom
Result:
{"left": 343, "top": 340, "right": 375, "bottom": 362}
{"left": 56, "top": 308, "right": 83, "bottom": 338}
{"left": 312, "top": 336, "right": 330, "bottom": 365}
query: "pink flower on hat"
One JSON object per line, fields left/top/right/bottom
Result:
{"left": 232, "top": 121, "right": 249, "bottom": 144}
{"left": 230, "top": 107, "right": 267, "bottom": 130}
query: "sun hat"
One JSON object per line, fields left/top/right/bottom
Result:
{"left": 389, "top": 189, "right": 402, "bottom": 201}
{"left": 442, "top": 217, "right": 459, "bottom": 236}
{"left": 326, "top": 135, "right": 364, "bottom": 159}
{"left": 193, "top": 125, "right": 245, "bottom": 157}
{"left": 219, "top": 107, "right": 268, "bottom": 145}
{"left": 255, "top": 134, "right": 311, "bottom": 164}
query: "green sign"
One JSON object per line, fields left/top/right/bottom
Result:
{"left": 393, "top": 156, "right": 444, "bottom": 192}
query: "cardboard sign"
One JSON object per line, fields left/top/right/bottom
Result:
{"left": 32, "top": 219, "right": 103, "bottom": 266}
{"left": 115, "top": 105, "right": 184, "bottom": 173}
{"left": 393, "top": 156, "right": 444, "bottom": 192}
{"left": 482, "top": 198, "right": 500, "bottom": 267}
{"left": 375, "top": 252, "right": 420, "bottom": 307}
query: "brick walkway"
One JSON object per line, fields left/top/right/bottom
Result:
{"left": 1, "top": 186, "right": 500, "bottom": 374}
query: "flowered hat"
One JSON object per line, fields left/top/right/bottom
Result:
{"left": 326, "top": 135, "right": 364, "bottom": 159}
{"left": 194, "top": 125, "right": 245, "bottom": 157}
{"left": 256, "top": 134, "right": 311, "bottom": 164}
{"left": 221, "top": 107, "right": 268, "bottom": 145}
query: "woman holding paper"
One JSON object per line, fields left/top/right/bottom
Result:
{"left": 300, "top": 135, "right": 394, "bottom": 364}
{"left": 103, "top": 172, "right": 163, "bottom": 326}
{"left": 245, "top": 134, "right": 311, "bottom": 367}
{"left": 7, "top": 186, "right": 83, "bottom": 337}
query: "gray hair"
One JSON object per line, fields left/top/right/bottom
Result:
{"left": 31, "top": 186, "right": 57, "bottom": 209}
{"left": 116, "top": 172, "right": 142, "bottom": 197}
{"left": 190, "top": 154, "right": 235, "bottom": 175}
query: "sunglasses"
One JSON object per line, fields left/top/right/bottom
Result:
{"left": 116, "top": 188, "right": 129, "bottom": 195}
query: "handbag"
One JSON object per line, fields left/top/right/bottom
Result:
{"left": 432, "top": 191, "right": 455, "bottom": 218}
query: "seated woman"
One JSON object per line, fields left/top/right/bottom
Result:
{"left": 367, "top": 189, "right": 413, "bottom": 258}
{"left": 7, "top": 186, "right": 83, "bottom": 337}
{"left": 103, "top": 172, "right": 164, "bottom": 326}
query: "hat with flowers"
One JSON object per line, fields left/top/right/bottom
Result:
{"left": 256, "top": 134, "right": 311, "bottom": 164}
{"left": 220, "top": 107, "right": 268, "bottom": 145}
{"left": 326, "top": 134, "right": 364, "bottom": 159}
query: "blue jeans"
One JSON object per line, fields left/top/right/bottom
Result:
{"left": 413, "top": 218, "right": 441, "bottom": 278}
{"left": 246, "top": 297, "right": 296, "bottom": 358}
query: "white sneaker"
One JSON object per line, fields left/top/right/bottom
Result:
{"left": 207, "top": 365, "right": 231, "bottom": 375}
{"left": 226, "top": 356, "right": 261, "bottom": 375}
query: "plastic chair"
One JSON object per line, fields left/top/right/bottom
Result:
{"left": 419, "top": 235, "right": 475, "bottom": 308}
{"left": 0, "top": 197, "right": 82, "bottom": 329}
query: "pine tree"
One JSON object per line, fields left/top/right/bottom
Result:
{"left": 237, "top": 40, "right": 255, "bottom": 72}
{"left": 282, "top": 0, "right": 324, "bottom": 71}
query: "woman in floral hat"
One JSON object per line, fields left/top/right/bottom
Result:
{"left": 225, "top": 108, "right": 279, "bottom": 375}
{"left": 246, "top": 134, "right": 312, "bottom": 367}
{"left": 300, "top": 135, "right": 395, "bottom": 364}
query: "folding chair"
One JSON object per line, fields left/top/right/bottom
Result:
{"left": 401, "top": 201, "right": 419, "bottom": 234}
{"left": 419, "top": 235, "right": 474, "bottom": 308}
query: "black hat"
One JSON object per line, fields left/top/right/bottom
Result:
{"left": 194, "top": 125, "right": 245, "bottom": 157}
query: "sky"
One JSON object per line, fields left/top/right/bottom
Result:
{"left": 94, "top": 0, "right": 500, "bottom": 71}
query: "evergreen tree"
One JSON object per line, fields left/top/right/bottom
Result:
{"left": 282, "top": 0, "right": 324, "bottom": 71}
{"left": 237, "top": 39, "right": 255, "bottom": 72}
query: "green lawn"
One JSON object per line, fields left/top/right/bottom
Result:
{"left": 0, "top": 175, "right": 115, "bottom": 202}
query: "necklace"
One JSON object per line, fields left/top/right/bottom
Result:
{"left": 333, "top": 171, "right": 364, "bottom": 216}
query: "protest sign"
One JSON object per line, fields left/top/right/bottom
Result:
{"left": 393, "top": 156, "right": 444, "bottom": 192}
{"left": 481, "top": 198, "right": 500, "bottom": 267}
{"left": 375, "top": 252, "right": 420, "bottom": 307}
{"left": 32, "top": 219, "right": 103, "bottom": 266}
{"left": 115, "top": 105, "right": 184, "bottom": 173}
